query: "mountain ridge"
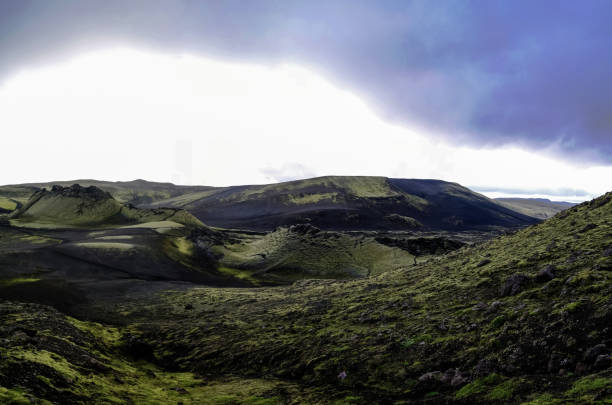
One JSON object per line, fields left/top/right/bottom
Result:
{"left": 1, "top": 176, "right": 539, "bottom": 231}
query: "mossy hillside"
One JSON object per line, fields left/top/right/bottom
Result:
{"left": 215, "top": 224, "right": 416, "bottom": 282}
{"left": 0, "top": 301, "right": 306, "bottom": 404}
{"left": 220, "top": 176, "right": 407, "bottom": 202}
{"left": 0, "top": 197, "right": 18, "bottom": 212}
{"left": 0, "top": 179, "right": 217, "bottom": 206}
{"left": 12, "top": 191, "right": 123, "bottom": 226}
{"left": 10, "top": 184, "right": 205, "bottom": 229}
{"left": 127, "top": 192, "right": 612, "bottom": 403}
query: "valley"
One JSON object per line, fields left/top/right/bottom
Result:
{"left": 0, "top": 178, "right": 609, "bottom": 404}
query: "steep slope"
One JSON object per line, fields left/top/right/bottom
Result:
{"left": 495, "top": 197, "right": 576, "bottom": 219}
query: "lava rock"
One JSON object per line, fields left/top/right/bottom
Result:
{"left": 473, "top": 359, "right": 496, "bottom": 378}
{"left": 125, "top": 336, "right": 154, "bottom": 361}
{"left": 500, "top": 274, "right": 531, "bottom": 296}
{"left": 579, "top": 223, "right": 597, "bottom": 233}
{"left": 536, "top": 265, "right": 556, "bottom": 282}
{"left": 593, "top": 355, "right": 611, "bottom": 370}
{"left": 418, "top": 371, "right": 441, "bottom": 382}
{"left": 585, "top": 344, "right": 609, "bottom": 364}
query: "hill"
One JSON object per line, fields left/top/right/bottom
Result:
{"left": 495, "top": 197, "right": 576, "bottom": 219}
{"left": 0, "top": 188, "right": 610, "bottom": 402}
{"left": 0, "top": 179, "right": 213, "bottom": 207}
{"left": 1, "top": 177, "right": 539, "bottom": 231}
{"left": 9, "top": 184, "right": 204, "bottom": 228}
{"left": 213, "top": 224, "right": 418, "bottom": 282}
{"left": 145, "top": 176, "right": 538, "bottom": 231}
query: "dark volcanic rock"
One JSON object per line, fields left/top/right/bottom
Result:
{"left": 579, "top": 223, "right": 598, "bottom": 233}
{"left": 585, "top": 344, "right": 609, "bottom": 364}
{"left": 472, "top": 359, "right": 496, "bottom": 377}
{"left": 49, "top": 184, "right": 113, "bottom": 201}
{"left": 500, "top": 274, "right": 531, "bottom": 296}
{"left": 288, "top": 223, "right": 321, "bottom": 235}
{"left": 476, "top": 259, "right": 491, "bottom": 267}
{"left": 536, "top": 265, "right": 556, "bottom": 282}
{"left": 593, "top": 355, "right": 611, "bottom": 370}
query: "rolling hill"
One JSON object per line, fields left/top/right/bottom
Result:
{"left": 1, "top": 177, "right": 539, "bottom": 231}
{"left": 495, "top": 197, "right": 576, "bottom": 219}
{"left": 9, "top": 184, "right": 204, "bottom": 228}
{"left": 147, "top": 176, "right": 539, "bottom": 231}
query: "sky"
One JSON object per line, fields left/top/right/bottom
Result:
{"left": 0, "top": 1, "right": 610, "bottom": 201}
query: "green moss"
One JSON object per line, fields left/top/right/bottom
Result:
{"left": 287, "top": 192, "right": 338, "bottom": 205}
{"left": 520, "top": 393, "right": 564, "bottom": 404}
{"left": 0, "top": 277, "right": 41, "bottom": 287}
{"left": 490, "top": 315, "right": 506, "bottom": 328}
{"left": 563, "top": 301, "right": 582, "bottom": 312}
{"left": 566, "top": 376, "right": 611, "bottom": 395}
{"left": 486, "top": 378, "right": 520, "bottom": 401}
{"left": 0, "top": 387, "right": 35, "bottom": 405}
{"left": 455, "top": 373, "right": 504, "bottom": 399}
{"left": 0, "top": 197, "right": 18, "bottom": 211}
{"left": 331, "top": 395, "right": 363, "bottom": 404}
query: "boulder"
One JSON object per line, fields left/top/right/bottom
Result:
{"left": 418, "top": 371, "right": 441, "bottom": 382}
{"left": 473, "top": 359, "right": 496, "bottom": 378}
{"left": 593, "top": 355, "right": 611, "bottom": 370}
{"left": 500, "top": 274, "right": 531, "bottom": 296}
{"left": 536, "top": 265, "right": 556, "bottom": 282}
{"left": 585, "top": 344, "right": 609, "bottom": 364}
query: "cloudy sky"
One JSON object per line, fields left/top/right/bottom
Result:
{"left": 0, "top": 1, "right": 610, "bottom": 201}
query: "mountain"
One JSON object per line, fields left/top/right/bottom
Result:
{"left": 0, "top": 188, "right": 610, "bottom": 403}
{"left": 1, "top": 177, "right": 539, "bottom": 231}
{"left": 147, "top": 176, "right": 539, "bottom": 231}
{"left": 495, "top": 197, "right": 576, "bottom": 219}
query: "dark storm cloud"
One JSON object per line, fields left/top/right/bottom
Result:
{"left": 1, "top": 0, "right": 611, "bottom": 163}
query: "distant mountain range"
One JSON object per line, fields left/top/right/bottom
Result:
{"left": 494, "top": 197, "right": 576, "bottom": 219}
{"left": 0, "top": 176, "right": 544, "bottom": 231}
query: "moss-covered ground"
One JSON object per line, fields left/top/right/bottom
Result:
{"left": 0, "top": 192, "right": 610, "bottom": 403}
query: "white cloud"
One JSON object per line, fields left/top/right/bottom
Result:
{"left": 0, "top": 48, "right": 610, "bottom": 201}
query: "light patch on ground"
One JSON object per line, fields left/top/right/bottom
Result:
{"left": 121, "top": 221, "right": 184, "bottom": 233}
{"left": 95, "top": 235, "right": 135, "bottom": 241}
{"left": 0, "top": 197, "right": 17, "bottom": 211}
{"left": 74, "top": 242, "right": 136, "bottom": 251}
{"left": 0, "top": 277, "right": 41, "bottom": 287}
{"left": 287, "top": 192, "right": 338, "bottom": 205}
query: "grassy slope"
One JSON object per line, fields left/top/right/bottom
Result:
{"left": 495, "top": 198, "right": 575, "bottom": 220}
{"left": 9, "top": 185, "right": 204, "bottom": 228}
{"left": 124, "top": 192, "right": 612, "bottom": 404}
{"left": 216, "top": 225, "right": 416, "bottom": 282}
